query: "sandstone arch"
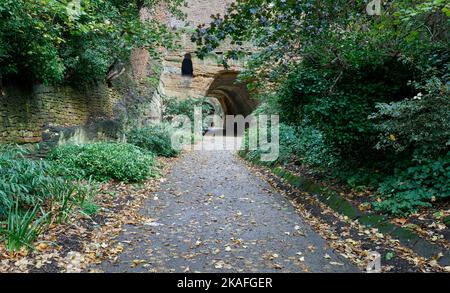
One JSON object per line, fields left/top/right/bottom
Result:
{"left": 148, "top": 0, "right": 257, "bottom": 122}
{"left": 152, "top": 52, "right": 257, "bottom": 121}
{"left": 206, "top": 71, "right": 256, "bottom": 117}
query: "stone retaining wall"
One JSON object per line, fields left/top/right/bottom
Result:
{"left": 0, "top": 84, "right": 120, "bottom": 144}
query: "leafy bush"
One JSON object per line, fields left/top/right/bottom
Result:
{"left": 240, "top": 122, "right": 337, "bottom": 167}
{"left": 0, "top": 147, "right": 87, "bottom": 219}
{"left": 80, "top": 201, "right": 99, "bottom": 216}
{"left": 162, "top": 96, "right": 215, "bottom": 131}
{"left": 369, "top": 75, "right": 449, "bottom": 214}
{"left": 277, "top": 124, "right": 300, "bottom": 165}
{"left": 240, "top": 123, "right": 295, "bottom": 166}
{"left": 128, "top": 123, "right": 180, "bottom": 158}
{"left": 294, "top": 122, "right": 338, "bottom": 168}
{"left": 0, "top": 147, "right": 53, "bottom": 218}
{"left": 370, "top": 77, "right": 450, "bottom": 156}
{"left": 0, "top": 146, "right": 98, "bottom": 251}
{"left": 49, "top": 143, "right": 156, "bottom": 183}
{"left": 374, "top": 153, "right": 450, "bottom": 215}
{"left": 163, "top": 97, "right": 207, "bottom": 121}
{"left": 274, "top": 53, "right": 416, "bottom": 161}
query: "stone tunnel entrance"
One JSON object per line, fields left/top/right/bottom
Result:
{"left": 152, "top": 51, "right": 257, "bottom": 130}
{"left": 204, "top": 71, "right": 257, "bottom": 136}
{"left": 206, "top": 71, "right": 256, "bottom": 117}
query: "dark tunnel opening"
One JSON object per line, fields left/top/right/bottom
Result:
{"left": 205, "top": 71, "right": 258, "bottom": 136}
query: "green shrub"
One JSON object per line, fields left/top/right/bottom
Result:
{"left": 373, "top": 153, "right": 450, "bottom": 215}
{"left": 162, "top": 96, "right": 215, "bottom": 131}
{"left": 0, "top": 146, "right": 98, "bottom": 251}
{"left": 370, "top": 77, "right": 450, "bottom": 156}
{"left": 0, "top": 147, "right": 84, "bottom": 219}
{"left": 294, "top": 122, "right": 338, "bottom": 168}
{"left": 49, "top": 143, "right": 156, "bottom": 183}
{"left": 240, "top": 122, "right": 337, "bottom": 168}
{"left": 276, "top": 56, "right": 415, "bottom": 161}
{"left": 240, "top": 123, "right": 295, "bottom": 166}
{"left": 241, "top": 123, "right": 299, "bottom": 166}
{"left": 128, "top": 123, "right": 180, "bottom": 158}
{"left": 0, "top": 147, "right": 49, "bottom": 217}
{"left": 162, "top": 97, "right": 213, "bottom": 122}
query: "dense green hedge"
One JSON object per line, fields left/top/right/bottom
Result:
{"left": 49, "top": 143, "right": 156, "bottom": 182}
{"left": 128, "top": 123, "right": 180, "bottom": 158}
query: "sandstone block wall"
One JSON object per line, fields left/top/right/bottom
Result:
{"left": 0, "top": 84, "right": 120, "bottom": 144}
{"left": 170, "top": 0, "right": 234, "bottom": 28}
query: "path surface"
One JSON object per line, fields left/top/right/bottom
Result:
{"left": 99, "top": 137, "right": 358, "bottom": 273}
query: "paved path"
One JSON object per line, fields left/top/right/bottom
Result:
{"left": 99, "top": 138, "right": 358, "bottom": 273}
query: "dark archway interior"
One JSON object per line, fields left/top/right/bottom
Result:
{"left": 206, "top": 71, "right": 257, "bottom": 117}
{"left": 181, "top": 53, "right": 194, "bottom": 77}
